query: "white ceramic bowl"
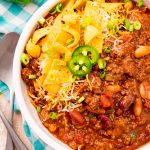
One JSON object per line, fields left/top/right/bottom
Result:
{"left": 13, "top": 0, "right": 150, "bottom": 150}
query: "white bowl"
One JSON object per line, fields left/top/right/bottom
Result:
{"left": 13, "top": 0, "right": 150, "bottom": 150}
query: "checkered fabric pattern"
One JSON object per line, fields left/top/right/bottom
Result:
{"left": 0, "top": 0, "right": 54, "bottom": 149}
{"left": 0, "top": 0, "right": 46, "bottom": 34}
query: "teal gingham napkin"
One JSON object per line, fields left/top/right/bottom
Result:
{"left": 0, "top": 0, "right": 54, "bottom": 150}
{"left": 0, "top": 0, "right": 46, "bottom": 34}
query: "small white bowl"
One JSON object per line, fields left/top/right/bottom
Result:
{"left": 13, "top": 0, "right": 150, "bottom": 149}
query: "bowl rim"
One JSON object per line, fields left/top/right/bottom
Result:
{"left": 13, "top": 0, "right": 150, "bottom": 150}
{"left": 13, "top": 0, "right": 70, "bottom": 149}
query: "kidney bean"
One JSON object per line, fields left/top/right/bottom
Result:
{"left": 69, "top": 110, "right": 85, "bottom": 125}
{"left": 134, "top": 98, "right": 142, "bottom": 116}
{"left": 99, "top": 115, "right": 111, "bottom": 126}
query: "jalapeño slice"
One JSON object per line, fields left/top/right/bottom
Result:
{"left": 68, "top": 55, "right": 92, "bottom": 77}
{"left": 72, "top": 45, "right": 99, "bottom": 65}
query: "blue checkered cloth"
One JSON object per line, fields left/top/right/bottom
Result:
{"left": 0, "top": 0, "right": 46, "bottom": 34}
{"left": 0, "top": 0, "right": 54, "bottom": 149}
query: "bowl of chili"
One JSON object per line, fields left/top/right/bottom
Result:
{"left": 13, "top": 0, "right": 150, "bottom": 149}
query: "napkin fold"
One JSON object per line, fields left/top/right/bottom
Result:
{"left": 0, "top": 0, "right": 53, "bottom": 150}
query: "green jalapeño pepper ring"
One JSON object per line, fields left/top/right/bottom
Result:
{"left": 72, "top": 45, "right": 99, "bottom": 65}
{"left": 68, "top": 55, "right": 92, "bottom": 77}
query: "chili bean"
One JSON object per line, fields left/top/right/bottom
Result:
{"left": 99, "top": 115, "right": 111, "bottom": 126}
{"left": 69, "top": 110, "right": 85, "bottom": 125}
{"left": 135, "top": 46, "right": 150, "bottom": 58}
{"left": 140, "top": 81, "right": 150, "bottom": 100}
{"left": 134, "top": 98, "right": 142, "bottom": 116}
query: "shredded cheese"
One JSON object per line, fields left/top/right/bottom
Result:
{"left": 86, "top": 74, "right": 92, "bottom": 91}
